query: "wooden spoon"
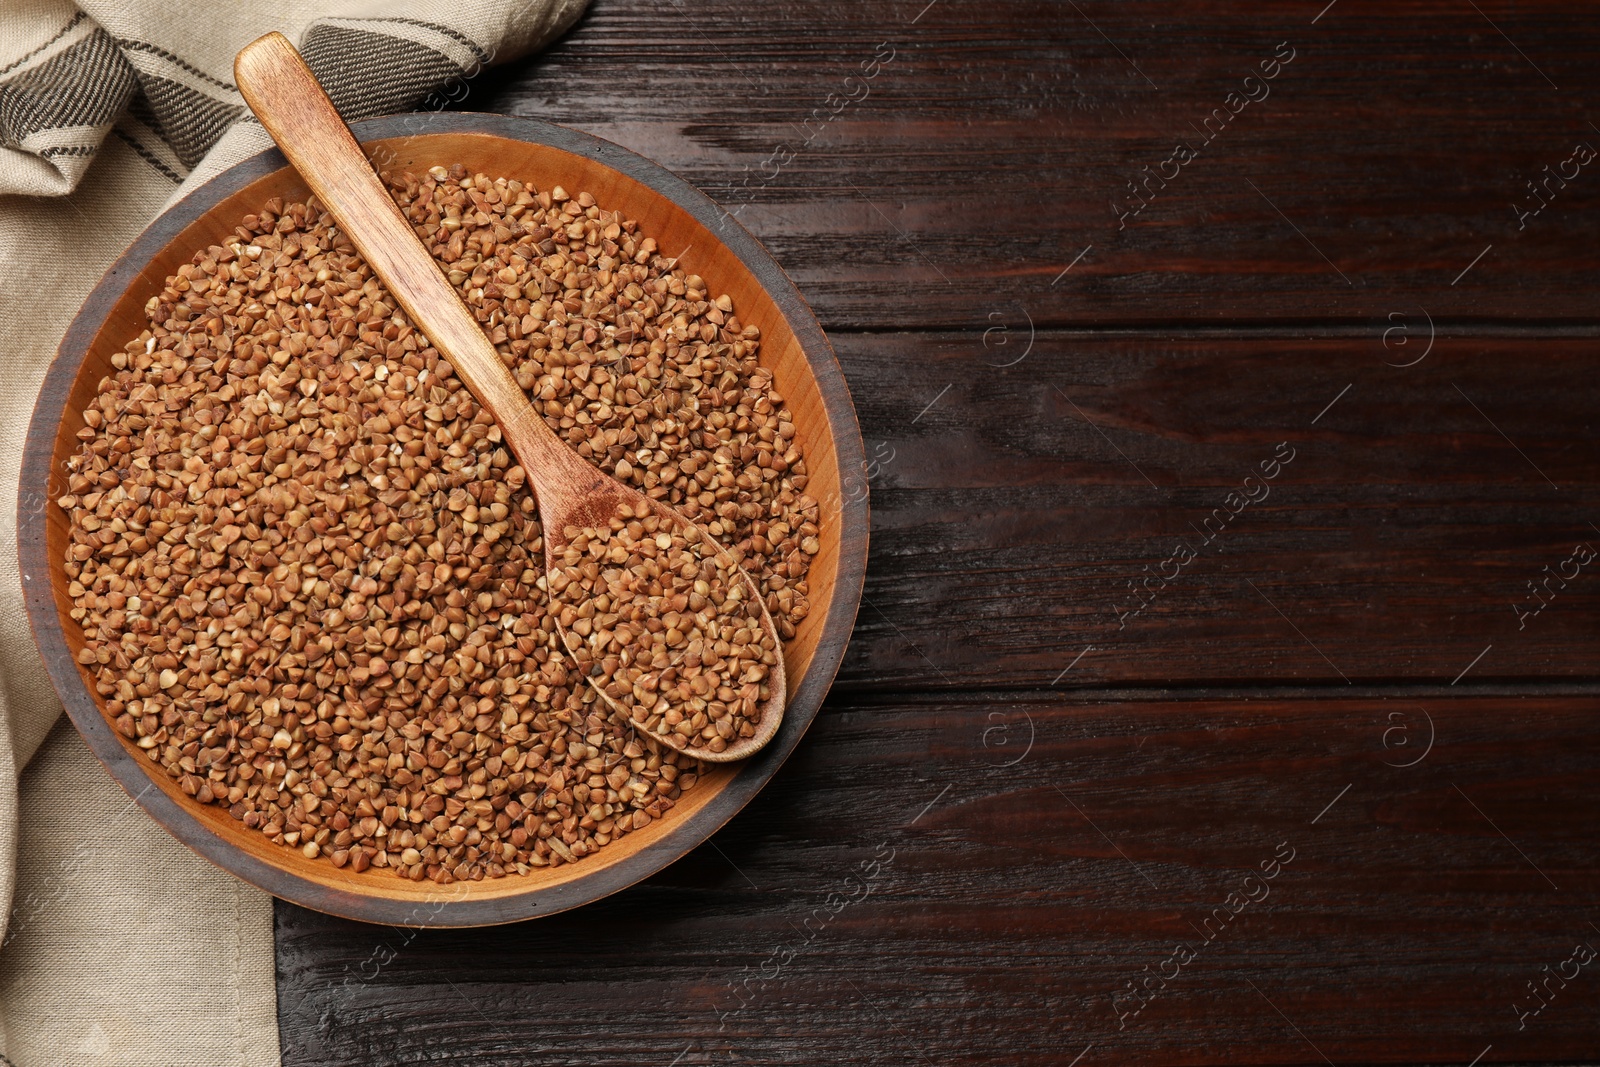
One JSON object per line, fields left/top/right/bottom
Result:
{"left": 234, "top": 32, "right": 785, "bottom": 762}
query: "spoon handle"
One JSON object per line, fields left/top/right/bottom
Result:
{"left": 233, "top": 33, "right": 586, "bottom": 486}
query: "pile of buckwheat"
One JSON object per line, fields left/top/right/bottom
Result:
{"left": 58, "top": 163, "right": 819, "bottom": 883}
{"left": 551, "top": 503, "right": 780, "bottom": 755}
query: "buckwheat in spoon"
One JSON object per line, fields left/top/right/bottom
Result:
{"left": 233, "top": 33, "right": 785, "bottom": 761}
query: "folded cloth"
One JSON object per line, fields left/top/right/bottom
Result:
{"left": 0, "top": 1, "right": 587, "bottom": 1063}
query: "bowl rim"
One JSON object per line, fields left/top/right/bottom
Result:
{"left": 18, "top": 111, "right": 868, "bottom": 927}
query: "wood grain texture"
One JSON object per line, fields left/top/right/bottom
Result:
{"left": 476, "top": 0, "right": 1600, "bottom": 329}
{"left": 831, "top": 331, "right": 1600, "bottom": 691}
{"left": 276, "top": 692, "right": 1600, "bottom": 1065}
{"left": 251, "top": 0, "right": 1600, "bottom": 1061}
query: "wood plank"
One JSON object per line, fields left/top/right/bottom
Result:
{"left": 829, "top": 330, "right": 1600, "bottom": 691}
{"left": 476, "top": 0, "right": 1600, "bottom": 328}
{"left": 276, "top": 692, "right": 1600, "bottom": 1065}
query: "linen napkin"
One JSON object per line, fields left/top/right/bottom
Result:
{"left": 0, "top": 1, "right": 587, "bottom": 1063}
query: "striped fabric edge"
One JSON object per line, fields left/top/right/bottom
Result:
{"left": 0, "top": 1, "right": 582, "bottom": 199}
{"left": 0, "top": 17, "right": 136, "bottom": 196}
{"left": 316, "top": 16, "right": 492, "bottom": 69}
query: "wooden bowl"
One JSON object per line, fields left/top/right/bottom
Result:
{"left": 18, "top": 113, "right": 868, "bottom": 926}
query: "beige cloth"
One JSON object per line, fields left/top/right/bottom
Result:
{"left": 0, "top": 1, "right": 587, "bottom": 1063}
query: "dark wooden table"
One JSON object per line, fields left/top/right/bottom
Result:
{"left": 276, "top": 2, "right": 1600, "bottom": 1062}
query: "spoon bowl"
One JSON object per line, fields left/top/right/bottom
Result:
{"left": 547, "top": 492, "right": 787, "bottom": 762}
